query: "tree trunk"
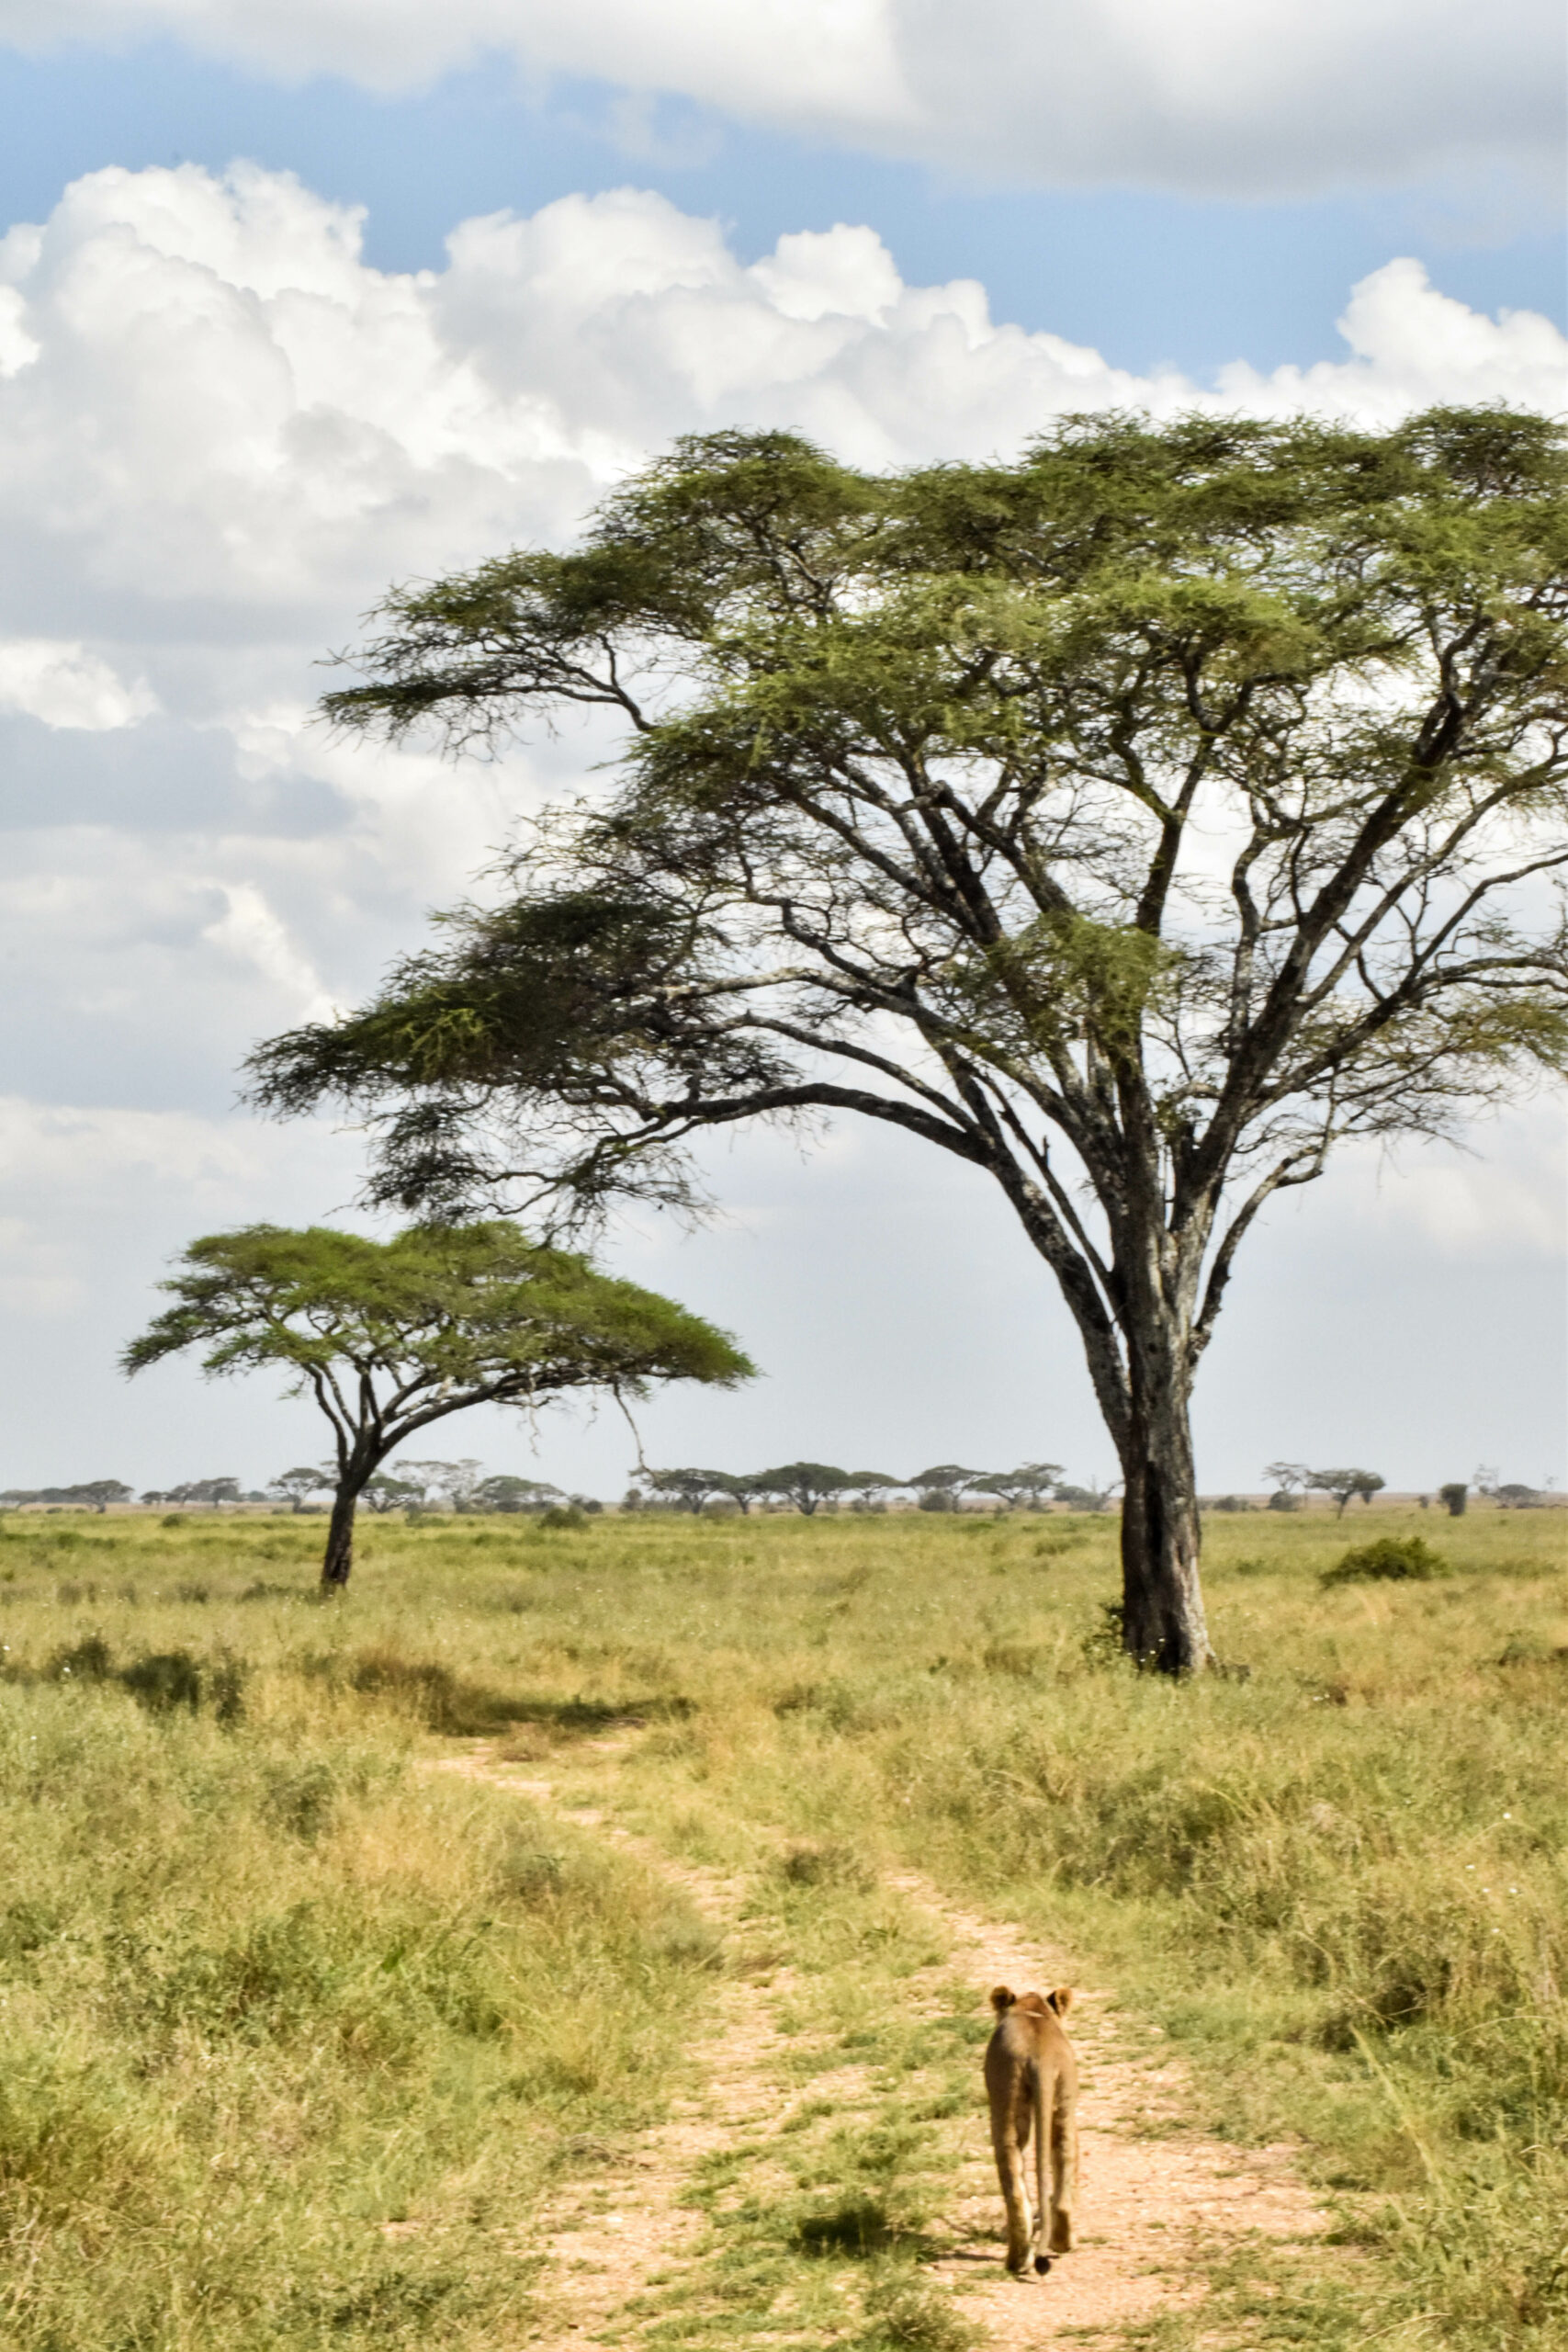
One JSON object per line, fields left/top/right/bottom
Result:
{"left": 1117, "top": 1360, "right": 1215, "bottom": 1675}
{"left": 321, "top": 1485, "right": 358, "bottom": 1589}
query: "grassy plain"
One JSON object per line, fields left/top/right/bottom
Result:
{"left": 0, "top": 1499, "right": 1563, "bottom": 2349}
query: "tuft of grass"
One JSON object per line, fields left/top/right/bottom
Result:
{"left": 794, "top": 2191, "right": 898, "bottom": 2256}
{"left": 778, "top": 1839, "right": 876, "bottom": 1892}
{"left": 860, "top": 2271, "right": 974, "bottom": 2350}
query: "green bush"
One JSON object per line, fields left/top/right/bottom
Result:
{"left": 1320, "top": 1533, "right": 1448, "bottom": 1585}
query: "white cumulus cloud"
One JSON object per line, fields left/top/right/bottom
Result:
{"left": 0, "top": 160, "right": 1559, "bottom": 1098}
{"left": 0, "top": 159, "right": 1562, "bottom": 1488}
{"left": 0, "top": 0, "right": 1557, "bottom": 201}
{"left": 0, "top": 165, "right": 1560, "bottom": 656}
{"left": 0, "top": 637, "right": 158, "bottom": 729}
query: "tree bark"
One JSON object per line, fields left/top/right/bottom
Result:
{"left": 1117, "top": 1349, "right": 1215, "bottom": 1675}
{"left": 321, "top": 1485, "right": 358, "bottom": 1589}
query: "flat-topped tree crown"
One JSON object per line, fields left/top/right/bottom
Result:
{"left": 1308, "top": 1467, "right": 1387, "bottom": 1517}
{"left": 752, "top": 1464, "right": 848, "bottom": 1514}
{"left": 254, "top": 410, "right": 1568, "bottom": 1665}
{"left": 123, "top": 1221, "right": 751, "bottom": 1587}
{"left": 644, "top": 1467, "right": 739, "bottom": 1513}
{"left": 912, "top": 1464, "right": 985, "bottom": 1494}
{"left": 972, "top": 1464, "right": 1065, "bottom": 1509}
{"left": 839, "top": 1471, "right": 904, "bottom": 1502}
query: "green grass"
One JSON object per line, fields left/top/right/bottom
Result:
{"left": 0, "top": 1499, "right": 1564, "bottom": 2347}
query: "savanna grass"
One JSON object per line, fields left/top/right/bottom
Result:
{"left": 0, "top": 1513, "right": 721, "bottom": 2350}
{"left": 1, "top": 1498, "right": 1564, "bottom": 2346}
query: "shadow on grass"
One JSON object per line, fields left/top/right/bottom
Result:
{"left": 301, "top": 1645, "right": 696, "bottom": 1738}
{"left": 1, "top": 1634, "right": 247, "bottom": 1723}
{"left": 793, "top": 2193, "right": 942, "bottom": 2264}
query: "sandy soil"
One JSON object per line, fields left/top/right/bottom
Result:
{"left": 889, "top": 1871, "right": 1329, "bottom": 2348}
{"left": 430, "top": 1742, "right": 1332, "bottom": 2350}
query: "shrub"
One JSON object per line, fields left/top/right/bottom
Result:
{"left": 1320, "top": 1533, "right": 1448, "bottom": 1586}
{"left": 1438, "top": 1481, "right": 1468, "bottom": 1516}
{"left": 860, "top": 2273, "right": 973, "bottom": 2349}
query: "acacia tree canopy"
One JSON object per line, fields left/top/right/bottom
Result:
{"left": 753, "top": 1463, "right": 848, "bottom": 1513}
{"left": 471, "top": 1474, "right": 563, "bottom": 1512}
{"left": 644, "top": 1466, "right": 737, "bottom": 1512}
{"left": 269, "top": 1464, "right": 330, "bottom": 1511}
{"left": 839, "top": 1470, "right": 904, "bottom": 1502}
{"left": 1308, "top": 1467, "right": 1388, "bottom": 1516}
{"left": 122, "top": 1222, "right": 751, "bottom": 1587}
{"left": 251, "top": 411, "right": 1568, "bottom": 1666}
{"left": 971, "top": 1463, "right": 1066, "bottom": 1508}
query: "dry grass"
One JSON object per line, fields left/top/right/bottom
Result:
{"left": 0, "top": 1498, "right": 1563, "bottom": 2346}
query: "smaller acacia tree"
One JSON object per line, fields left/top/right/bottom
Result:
{"left": 269, "top": 1465, "right": 328, "bottom": 1513}
{"left": 753, "top": 1463, "right": 848, "bottom": 1515}
{"left": 362, "top": 1472, "right": 425, "bottom": 1513}
{"left": 839, "top": 1470, "right": 904, "bottom": 1508}
{"left": 123, "top": 1222, "right": 752, "bottom": 1588}
{"left": 911, "top": 1464, "right": 985, "bottom": 1512}
{"left": 398, "top": 1459, "right": 489, "bottom": 1511}
{"left": 645, "top": 1466, "right": 735, "bottom": 1513}
{"left": 472, "top": 1475, "right": 562, "bottom": 1513}
{"left": 972, "top": 1463, "right": 1066, "bottom": 1510}
{"left": 1308, "top": 1467, "right": 1387, "bottom": 1517}
{"left": 1263, "top": 1459, "right": 1310, "bottom": 1511}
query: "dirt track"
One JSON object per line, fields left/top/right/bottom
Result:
{"left": 433, "top": 1740, "right": 1331, "bottom": 2350}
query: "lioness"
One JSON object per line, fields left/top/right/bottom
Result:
{"left": 984, "top": 1984, "right": 1078, "bottom": 2277}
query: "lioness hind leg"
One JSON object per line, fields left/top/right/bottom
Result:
{"left": 990, "top": 2114, "right": 1034, "bottom": 2276}
{"left": 1047, "top": 2085, "right": 1077, "bottom": 2254}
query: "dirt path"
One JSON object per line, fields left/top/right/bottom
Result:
{"left": 433, "top": 1739, "right": 1331, "bottom": 2351}
{"left": 891, "top": 1871, "right": 1329, "bottom": 2348}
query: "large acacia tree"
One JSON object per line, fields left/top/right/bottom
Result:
{"left": 124, "top": 1223, "right": 750, "bottom": 1587}
{"left": 252, "top": 411, "right": 1568, "bottom": 1667}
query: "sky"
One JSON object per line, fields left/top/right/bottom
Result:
{"left": 0, "top": 0, "right": 1563, "bottom": 1503}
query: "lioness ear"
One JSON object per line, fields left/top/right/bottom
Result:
{"left": 1046, "top": 1986, "right": 1074, "bottom": 2016}
{"left": 990, "top": 1985, "right": 1016, "bottom": 2014}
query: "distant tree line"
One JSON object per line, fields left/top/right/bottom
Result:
{"left": 6, "top": 1454, "right": 1552, "bottom": 1526}
{"left": 6, "top": 1458, "right": 1553, "bottom": 1524}
{"left": 0, "top": 1479, "right": 271, "bottom": 1511}
{"left": 625, "top": 1462, "right": 1124, "bottom": 1515}
{"left": 0, "top": 1481, "right": 137, "bottom": 1513}
{"left": 1253, "top": 1463, "right": 1551, "bottom": 1518}
{"left": 264, "top": 1460, "right": 600, "bottom": 1518}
